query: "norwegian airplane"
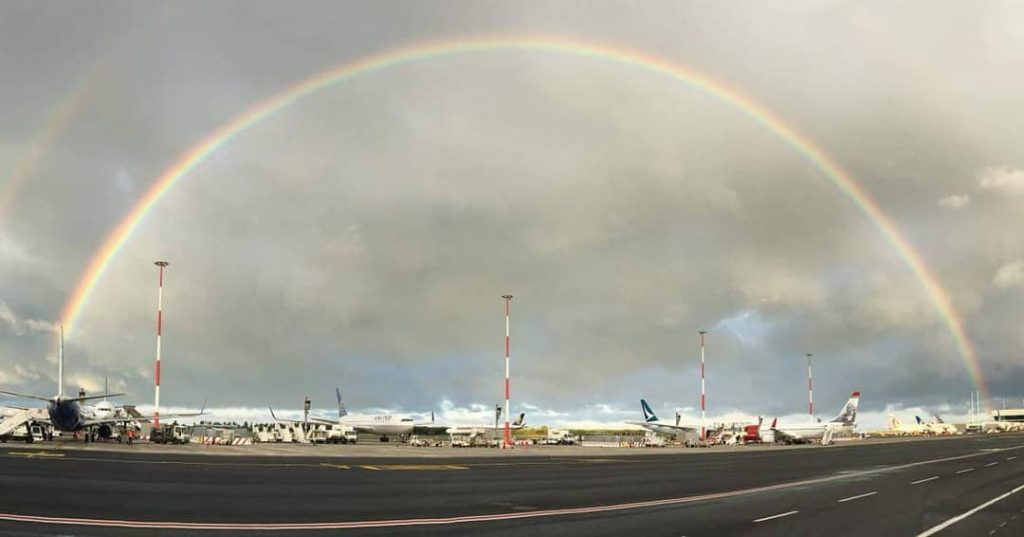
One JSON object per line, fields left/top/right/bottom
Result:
{"left": 770, "top": 391, "right": 860, "bottom": 445}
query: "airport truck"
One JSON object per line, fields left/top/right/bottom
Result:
{"left": 544, "top": 429, "right": 577, "bottom": 445}
{"left": 321, "top": 424, "right": 358, "bottom": 444}
{"left": 0, "top": 422, "right": 47, "bottom": 443}
{"left": 150, "top": 424, "right": 190, "bottom": 444}
{"left": 642, "top": 431, "right": 667, "bottom": 447}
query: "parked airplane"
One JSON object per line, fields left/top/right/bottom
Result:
{"left": 270, "top": 388, "right": 430, "bottom": 441}
{"left": 770, "top": 391, "right": 860, "bottom": 445}
{"left": 442, "top": 413, "right": 527, "bottom": 437}
{"left": 884, "top": 415, "right": 929, "bottom": 436}
{"left": 0, "top": 329, "right": 205, "bottom": 442}
{"left": 626, "top": 399, "right": 701, "bottom": 437}
{"left": 924, "top": 415, "right": 958, "bottom": 435}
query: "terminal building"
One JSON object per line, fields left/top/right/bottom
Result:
{"left": 991, "top": 409, "right": 1024, "bottom": 423}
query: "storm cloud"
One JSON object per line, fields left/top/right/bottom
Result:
{"left": 1, "top": 1, "right": 1022, "bottom": 428}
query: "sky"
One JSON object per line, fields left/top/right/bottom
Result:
{"left": 1, "top": 1, "right": 1022, "bottom": 430}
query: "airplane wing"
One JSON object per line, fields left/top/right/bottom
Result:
{"left": 769, "top": 427, "right": 798, "bottom": 441}
{"left": 268, "top": 406, "right": 336, "bottom": 426}
{"left": 1, "top": 404, "right": 32, "bottom": 411}
{"left": 82, "top": 408, "right": 208, "bottom": 427}
{"left": 625, "top": 421, "right": 699, "bottom": 433}
{"left": 0, "top": 390, "right": 52, "bottom": 402}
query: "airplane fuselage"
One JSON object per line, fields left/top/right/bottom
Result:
{"left": 46, "top": 399, "right": 85, "bottom": 432}
{"left": 343, "top": 414, "right": 415, "bottom": 435}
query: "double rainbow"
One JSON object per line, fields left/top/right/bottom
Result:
{"left": 56, "top": 36, "right": 989, "bottom": 405}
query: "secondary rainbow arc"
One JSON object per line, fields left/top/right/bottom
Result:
{"left": 56, "top": 36, "right": 990, "bottom": 407}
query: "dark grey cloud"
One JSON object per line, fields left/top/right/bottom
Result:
{"left": 1, "top": 2, "right": 1022, "bottom": 424}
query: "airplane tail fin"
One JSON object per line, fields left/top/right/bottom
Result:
{"left": 829, "top": 391, "right": 860, "bottom": 425}
{"left": 58, "top": 325, "right": 65, "bottom": 399}
{"left": 935, "top": 415, "right": 945, "bottom": 424}
{"left": 335, "top": 388, "right": 348, "bottom": 418}
{"left": 770, "top": 417, "right": 777, "bottom": 429}
{"left": 915, "top": 415, "right": 923, "bottom": 425}
{"left": 514, "top": 413, "right": 525, "bottom": 426}
{"left": 640, "top": 399, "right": 658, "bottom": 422}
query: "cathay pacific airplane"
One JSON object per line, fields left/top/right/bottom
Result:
{"left": 626, "top": 399, "right": 701, "bottom": 437}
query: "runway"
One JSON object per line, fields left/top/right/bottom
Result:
{"left": 1, "top": 434, "right": 1023, "bottom": 535}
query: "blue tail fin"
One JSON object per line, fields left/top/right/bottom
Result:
{"left": 640, "top": 399, "right": 658, "bottom": 422}
{"left": 335, "top": 388, "right": 348, "bottom": 418}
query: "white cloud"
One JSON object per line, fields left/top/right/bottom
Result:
{"left": 978, "top": 166, "right": 1024, "bottom": 192}
{"left": 937, "top": 194, "right": 969, "bottom": 209}
{"left": 992, "top": 261, "right": 1024, "bottom": 289}
{"left": 0, "top": 301, "right": 58, "bottom": 336}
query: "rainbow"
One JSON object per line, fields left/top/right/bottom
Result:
{"left": 57, "top": 36, "right": 989, "bottom": 405}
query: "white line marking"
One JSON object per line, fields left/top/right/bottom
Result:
{"left": 2, "top": 445, "right": 1022, "bottom": 531}
{"left": 1008, "top": 456, "right": 1017, "bottom": 461}
{"left": 838, "top": 491, "right": 878, "bottom": 503}
{"left": 912, "top": 476, "right": 940, "bottom": 485}
{"left": 917, "top": 483, "right": 1024, "bottom": 536}
{"left": 986, "top": 462, "right": 1000, "bottom": 467}
{"left": 754, "top": 510, "right": 799, "bottom": 523}
{"left": 957, "top": 468, "right": 975, "bottom": 474}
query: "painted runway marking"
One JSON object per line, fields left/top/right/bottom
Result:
{"left": 318, "top": 463, "right": 351, "bottom": 470}
{"left": 986, "top": 461, "right": 1000, "bottom": 467}
{"left": 359, "top": 464, "right": 468, "bottom": 471}
{"left": 6, "top": 451, "right": 64, "bottom": 458}
{"left": 917, "top": 483, "right": 1024, "bottom": 537}
{"left": 1008, "top": 456, "right": 1017, "bottom": 461}
{"left": 912, "top": 476, "right": 940, "bottom": 485}
{"left": 1, "top": 444, "right": 1022, "bottom": 531}
{"left": 837, "top": 491, "right": 877, "bottom": 503}
{"left": 753, "top": 511, "right": 799, "bottom": 523}
{"left": 956, "top": 468, "right": 975, "bottom": 474}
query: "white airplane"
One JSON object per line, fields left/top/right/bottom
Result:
{"left": 442, "top": 412, "right": 527, "bottom": 437}
{"left": 770, "top": 391, "right": 860, "bottom": 445}
{"left": 924, "top": 415, "right": 958, "bottom": 435}
{"left": 626, "top": 399, "right": 701, "bottom": 437}
{"left": 0, "top": 330, "right": 206, "bottom": 442}
{"left": 270, "top": 388, "right": 430, "bottom": 441}
{"left": 884, "top": 414, "right": 929, "bottom": 436}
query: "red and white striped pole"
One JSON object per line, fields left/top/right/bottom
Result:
{"left": 154, "top": 261, "right": 169, "bottom": 428}
{"left": 502, "top": 294, "right": 513, "bottom": 448}
{"left": 806, "top": 353, "right": 814, "bottom": 417}
{"left": 699, "top": 330, "right": 707, "bottom": 441}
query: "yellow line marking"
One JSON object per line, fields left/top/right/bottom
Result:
{"left": 6, "top": 451, "right": 65, "bottom": 458}
{"left": 360, "top": 464, "right": 468, "bottom": 471}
